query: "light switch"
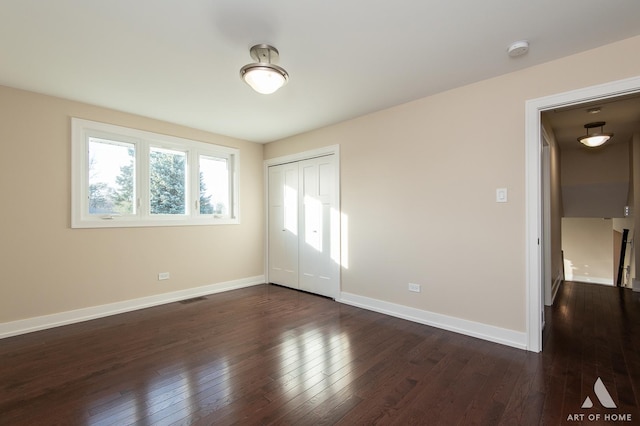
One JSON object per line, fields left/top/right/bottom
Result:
{"left": 496, "top": 188, "right": 508, "bottom": 203}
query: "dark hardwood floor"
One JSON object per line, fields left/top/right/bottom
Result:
{"left": 1, "top": 281, "right": 639, "bottom": 425}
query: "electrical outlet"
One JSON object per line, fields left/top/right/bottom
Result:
{"left": 408, "top": 283, "right": 421, "bottom": 293}
{"left": 158, "top": 272, "right": 170, "bottom": 280}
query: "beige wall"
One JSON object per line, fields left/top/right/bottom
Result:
{"left": 561, "top": 141, "right": 630, "bottom": 218}
{"left": 562, "top": 218, "right": 614, "bottom": 285}
{"left": 0, "top": 85, "right": 264, "bottom": 323}
{"left": 562, "top": 143, "right": 630, "bottom": 186}
{"left": 265, "top": 35, "right": 640, "bottom": 332}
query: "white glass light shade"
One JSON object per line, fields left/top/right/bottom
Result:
{"left": 577, "top": 121, "right": 613, "bottom": 148}
{"left": 578, "top": 134, "right": 611, "bottom": 147}
{"left": 241, "top": 65, "right": 288, "bottom": 95}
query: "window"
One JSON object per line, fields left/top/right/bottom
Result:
{"left": 149, "top": 147, "right": 187, "bottom": 215}
{"left": 88, "top": 137, "right": 136, "bottom": 216}
{"left": 199, "top": 155, "right": 230, "bottom": 215}
{"left": 72, "top": 118, "right": 239, "bottom": 228}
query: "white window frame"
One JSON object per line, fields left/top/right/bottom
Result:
{"left": 71, "top": 118, "right": 239, "bottom": 228}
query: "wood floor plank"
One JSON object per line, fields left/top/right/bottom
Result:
{"left": 1, "top": 282, "right": 640, "bottom": 425}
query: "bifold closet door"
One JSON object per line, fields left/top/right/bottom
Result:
{"left": 268, "top": 155, "right": 339, "bottom": 299}
{"left": 268, "top": 163, "right": 299, "bottom": 289}
{"left": 298, "top": 156, "right": 339, "bottom": 298}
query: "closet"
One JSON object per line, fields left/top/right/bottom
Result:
{"left": 267, "top": 154, "right": 339, "bottom": 298}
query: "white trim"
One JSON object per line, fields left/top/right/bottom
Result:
{"left": 263, "top": 145, "right": 341, "bottom": 292}
{"left": 0, "top": 275, "right": 264, "bottom": 339}
{"left": 71, "top": 117, "right": 240, "bottom": 228}
{"left": 525, "top": 75, "right": 640, "bottom": 353}
{"left": 338, "top": 292, "right": 527, "bottom": 350}
{"left": 263, "top": 144, "right": 340, "bottom": 167}
{"left": 541, "top": 134, "right": 552, "bottom": 307}
{"left": 570, "top": 276, "right": 614, "bottom": 286}
{"left": 551, "top": 271, "right": 563, "bottom": 303}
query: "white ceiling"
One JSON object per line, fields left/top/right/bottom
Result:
{"left": 545, "top": 93, "right": 640, "bottom": 150}
{"left": 2, "top": 0, "right": 640, "bottom": 143}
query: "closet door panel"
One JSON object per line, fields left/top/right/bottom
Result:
{"left": 298, "top": 156, "right": 339, "bottom": 297}
{"left": 299, "top": 161, "right": 321, "bottom": 292}
{"left": 268, "top": 164, "right": 299, "bottom": 288}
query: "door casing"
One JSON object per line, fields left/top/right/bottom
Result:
{"left": 525, "top": 75, "right": 640, "bottom": 352}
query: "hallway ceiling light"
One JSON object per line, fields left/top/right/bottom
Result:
{"left": 578, "top": 121, "right": 613, "bottom": 147}
{"left": 240, "top": 44, "right": 289, "bottom": 95}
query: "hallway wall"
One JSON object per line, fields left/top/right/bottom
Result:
{"left": 562, "top": 218, "right": 614, "bottom": 285}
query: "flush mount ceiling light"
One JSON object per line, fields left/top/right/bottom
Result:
{"left": 240, "top": 44, "right": 289, "bottom": 95}
{"left": 578, "top": 121, "right": 613, "bottom": 147}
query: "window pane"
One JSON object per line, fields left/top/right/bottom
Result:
{"left": 88, "top": 138, "right": 135, "bottom": 215}
{"left": 150, "top": 147, "right": 186, "bottom": 215}
{"left": 199, "top": 156, "right": 229, "bottom": 215}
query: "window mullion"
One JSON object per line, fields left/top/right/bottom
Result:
{"left": 138, "top": 140, "right": 149, "bottom": 220}
{"left": 191, "top": 150, "right": 200, "bottom": 218}
{"left": 230, "top": 153, "right": 238, "bottom": 219}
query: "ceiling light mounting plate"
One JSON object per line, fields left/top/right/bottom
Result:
{"left": 249, "top": 44, "right": 280, "bottom": 63}
{"left": 583, "top": 121, "right": 605, "bottom": 129}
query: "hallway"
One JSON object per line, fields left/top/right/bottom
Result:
{"left": 540, "top": 281, "right": 640, "bottom": 423}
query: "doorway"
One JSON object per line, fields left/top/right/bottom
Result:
{"left": 525, "top": 75, "right": 640, "bottom": 352}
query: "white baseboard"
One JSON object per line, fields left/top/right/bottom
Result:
{"left": 0, "top": 275, "right": 265, "bottom": 339}
{"left": 551, "top": 272, "right": 563, "bottom": 303}
{"left": 571, "top": 275, "right": 614, "bottom": 286}
{"left": 337, "top": 292, "right": 527, "bottom": 351}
